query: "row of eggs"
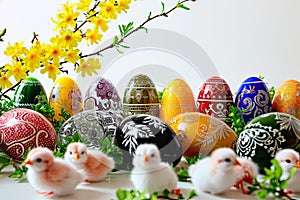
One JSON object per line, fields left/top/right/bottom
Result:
{"left": 1, "top": 105, "right": 299, "bottom": 173}
{"left": 12, "top": 75, "right": 300, "bottom": 125}
{"left": 2, "top": 74, "right": 299, "bottom": 171}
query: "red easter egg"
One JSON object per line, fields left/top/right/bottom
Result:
{"left": 0, "top": 108, "right": 56, "bottom": 160}
{"left": 197, "top": 76, "right": 234, "bottom": 122}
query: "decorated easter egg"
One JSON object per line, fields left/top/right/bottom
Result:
{"left": 160, "top": 79, "right": 196, "bottom": 124}
{"left": 169, "top": 112, "right": 237, "bottom": 158}
{"left": 13, "top": 77, "right": 47, "bottom": 108}
{"left": 197, "top": 76, "right": 234, "bottom": 122}
{"left": 49, "top": 77, "right": 83, "bottom": 120}
{"left": 272, "top": 80, "right": 300, "bottom": 119}
{"left": 123, "top": 74, "right": 159, "bottom": 117}
{"left": 236, "top": 112, "right": 300, "bottom": 172}
{"left": 115, "top": 114, "right": 182, "bottom": 169}
{"left": 0, "top": 108, "right": 56, "bottom": 160}
{"left": 84, "top": 77, "right": 123, "bottom": 117}
{"left": 235, "top": 77, "right": 272, "bottom": 123}
{"left": 58, "top": 110, "right": 120, "bottom": 148}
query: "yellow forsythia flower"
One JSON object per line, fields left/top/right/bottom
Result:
{"left": 4, "top": 42, "right": 26, "bottom": 58}
{"left": 76, "top": 58, "right": 101, "bottom": 77}
{"left": 24, "top": 41, "right": 45, "bottom": 73}
{"left": 100, "top": 0, "right": 118, "bottom": 19}
{"left": 59, "top": 29, "right": 82, "bottom": 49}
{"left": 0, "top": 73, "right": 12, "bottom": 89}
{"left": 65, "top": 48, "right": 81, "bottom": 64}
{"left": 85, "top": 28, "right": 103, "bottom": 45}
{"left": 53, "top": 2, "right": 79, "bottom": 30}
{"left": 90, "top": 16, "right": 109, "bottom": 32}
{"left": 44, "top": 43, "right": 65, "bottom": 64}
{"left": 116, "top": 0, "right": 131, "bottom": 13}
{"left": 76, "top": 0, "right": 92, "bottom": 12}
{"left": 5, "top": 61, "right": 28, "bottom": 82}
{"left": 40, "top": 60, "right": 61, "bottom": 81}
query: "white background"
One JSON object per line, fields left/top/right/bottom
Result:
{"left": 0, "top": 0, "right": 299, "bottom": 95}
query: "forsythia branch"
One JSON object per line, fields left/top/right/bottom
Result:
{"left": 81, "top": 0, "right": 194, "bottom": 58}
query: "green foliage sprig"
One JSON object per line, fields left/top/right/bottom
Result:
{"left": 258, "top": 75, "right": 277, "bottom": 102}
{"left": 226, "top": 105, "right": 246, "bottom": 136}
{"left": 248, "top": 159, "right": 296, "bottom": 200}
{"left": 176, "top": 154, "right": 204, "bottom": 182}
{"left": 112, "top": 188, "right": 197, "bottom": 200}
{"left": 98, "top": 136, "right": 123, "bottom": 167}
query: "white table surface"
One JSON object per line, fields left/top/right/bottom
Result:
{"left": 0, "top": 169, "right": 283, "bottom": 200}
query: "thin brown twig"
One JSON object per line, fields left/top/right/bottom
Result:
{"left": 0, "top": 80, "right": 22, "bottom": 99}
{"left": 80, "top": 0, "right": 193, "bottom": 58}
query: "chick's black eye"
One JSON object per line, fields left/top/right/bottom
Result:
{"left": 224, "top": 158, "right": 231, "bottom": 163}
{"left": 36, "top": 158, "right": 42, "bottom": 163}
{"left": 69, "top": 151, "right": 72, "bottom": 155}
{"left": 150, "top": 153, "right": 155, "bottom": 158}
{"left": 81, "top": 151, "right": 85, "bottom": 155}
{"left": 286, "top": 159, "right": 291, "bottom": 163}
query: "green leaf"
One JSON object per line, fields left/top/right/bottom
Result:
{"left": 271, "top": 159, "right": 282, "bottom": 179}
{"left": 161, "top": 2, "right": 165, "bottom": 14}
{"left": 177, "top": 3, "right": 190, "bottom": 10}
{"left": 256, "top": 189, "right": 269, "bottom": 199}
{"left": 118, "top": 25, "right": 124, "bottom": 37}
{"left": 113, "top": 36, "right": 119, "bottom": 45}
{"left": 116, "top": 47, "right": 124, "bottom": 54}
{"left": 148, "top": 11, "right": 152, "bottom": 19}
{"left": 187, "top": 190, "right": 197, "bottom": 199}
{"left": 116, "top": 189, "right": 127, "bottom": 200}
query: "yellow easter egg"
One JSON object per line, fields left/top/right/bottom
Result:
{"left": 169, "top": 112, "right": 237, "bottom": 158}
{"left": 49, "top": 77, "right": 83, "bottom": 120}
{"left": 160, "top": 79, "right": 196, "bottom": 124}
{"left": 272, "top": 80, "right": 300, "bottom": 119}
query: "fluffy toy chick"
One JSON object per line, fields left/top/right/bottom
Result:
{"left": 23, "top": 147, "right": 83, "bottom": 196}
{"left": 130, "top": 143, "right": 178, "bottom": 193}
{"left": 65, "top": 142, "right": 115, "bottom": 182}
{"left": 275, "top": 149, "right": 300, "bottom": 193}
{"left": 189, "top": 147, "right": 240, "bottom": 195}
{"left": 233, "top": 157, "right": 258, "bottom": 194}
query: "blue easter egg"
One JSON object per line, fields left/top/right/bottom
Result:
{"left": 235, "top": 77, "right": 272, "bottom": 123}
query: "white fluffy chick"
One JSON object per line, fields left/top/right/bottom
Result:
{"left": 130, "top": 143, "right": 178, "bottom": 193}
{"left": 23, "top": 147, "right": 83, "bottom": 196}
{"left": 275, "top": 149, "right": 300, "bottom": 193}
{"left": 233, "top": 157, "right": 259, "bottom": 194}
{"left": 65, "top": 142, "right": 115, "bottom": 182}
{"left": 188, "top": 147, "right": 241, "bottom": 195}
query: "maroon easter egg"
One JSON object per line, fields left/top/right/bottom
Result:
{"left": 197, "top": 76, "right": 234, "bottom": 122}
{"left": 0, "top": 108, "right": 56, "bottom": 160}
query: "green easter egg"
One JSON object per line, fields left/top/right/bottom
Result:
{"left": 14, "top": 77, "right": 47, "bottom": 108}
{"left": 236, "top": 112, "right": 300, "bottom": 172}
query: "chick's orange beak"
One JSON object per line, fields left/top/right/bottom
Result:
{"left": 295, "top": 160, "right": 300, "bottom": 168}
{"left": 234, "top": 159, "right": 241, "bottom": 166}
{"left": 143, "top": 155, "right": 149, "bottom": 163}
{"left": 22, "top": 159, "right": 32, "bottom": 166}
{"left": 74, "top": 152, "right": 80, "bottom": 160}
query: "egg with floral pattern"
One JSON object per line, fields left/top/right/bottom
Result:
{"left": 0, "top": 108, "right": 56, "bottom": 160}
{"left": 49, "top": 77, "right": 83, "bottom": 120}
{"left": 235, "top": 76, "right": 272, "bottom": 123}
{"left": 115, "top": 114, "right": 182, "bottom": 170}
{"left": 236, "top": 112, "right": 300, "bottom": 172}
{"left": 123, "top": 74, "right": 159, "bottom": 117}
{"left": 13, "top": 77, "right": 47, "bottom": 108}
{"left": 84, "top": 77, "right": 123, "bottom": 117}
{"left": 272, "top": 80, "right": 300, "bottom": 119}
{"left": 160, "top": 79, "right": 196, "bottom": 125}
{"left": 197, "top": 76, "right": 233, "bottom": 122}
{"left": 169, "top": 112, "right": 237, "bottom": 158}
{"left": 58, "top": 110, "right": 120, "bottom": 149}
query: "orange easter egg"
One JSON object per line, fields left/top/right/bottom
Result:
{"left": 49, "top": 77, "right": 83, "bottom": 120}
{"left": 272, "top": 80, "right": 300, "bottom": 119}
{"left": 160, "top": 79, "right": 196, "bottom": 124}
{"left": 169, "top": 112, "right": 237, "bottom": 158}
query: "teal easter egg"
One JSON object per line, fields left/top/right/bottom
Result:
{"left": 13, "top": 77, "right": 47, "bottom": 108}
{"left": 236, "top": 112, "right": 300, "bottom": 172}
